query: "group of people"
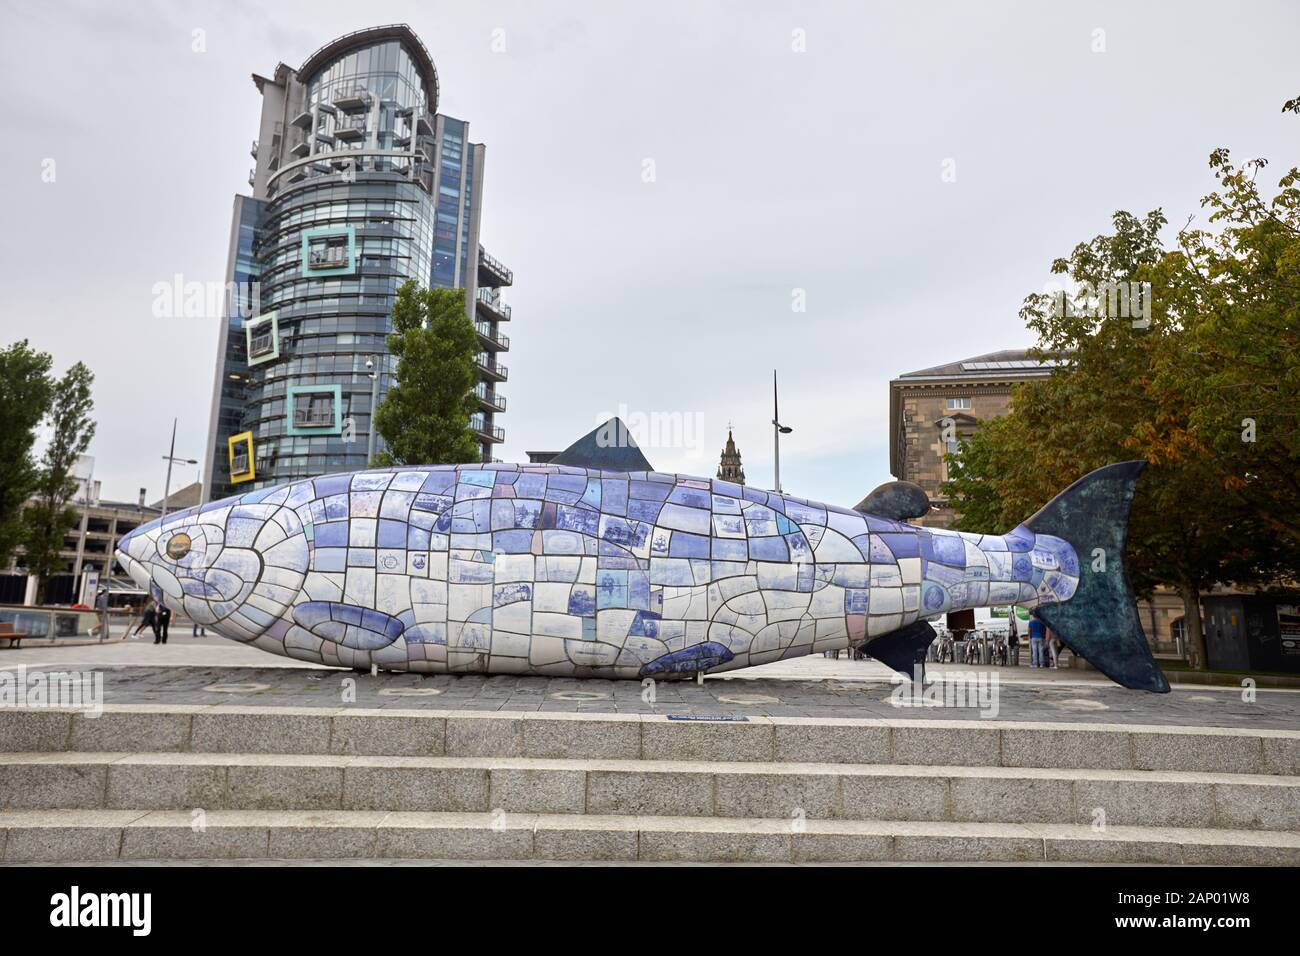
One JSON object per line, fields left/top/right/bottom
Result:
{"left": 131, "top": 598, "right": 172, "bottom": 644}
{"left": 1025, "top": 610, "right": 1062, "bottom": 668}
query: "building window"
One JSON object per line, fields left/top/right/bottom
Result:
{"left": 299, "top": 226, "right": 356, "bottom": 277}
{"left": 243, "top": 312, "right": 279, "bottom": 367}
{"left": 249, "top": 328, "right": 274, "bottom": 358}
{"left": 946, "top": 397, "right": 971, "bottom": 410}
{"left": 293, "top": 391, "right": 337, "bottom": 427}
{"left": 308, "top": 235, "right": 349, "bottom": 269}
{"left": 227, "top": 431, "right": 255, "bottom": 484}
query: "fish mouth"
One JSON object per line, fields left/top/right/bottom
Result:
{"left": 115, "top": 546, "right": 151, "bottom": 591}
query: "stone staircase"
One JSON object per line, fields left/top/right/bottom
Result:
{"left": 0, "top": 706, "right": 1296, "bottom": 863}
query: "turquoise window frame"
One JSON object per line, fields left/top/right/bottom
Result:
{"left": 244, "top": 311, "right": 280, "bottom": 367}
{"left": 300, "top": 225, "right": 357, "bottom": 277}
{"left": 286, "top": 384, "right": 343, "bottom": 436}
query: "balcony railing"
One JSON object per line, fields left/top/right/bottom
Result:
{"left": 475, "top": 288, "right": 511, "bottom": 320}
{"left": 474, "top": 383, "right": 507, "bottom": 411}
{"left": 294, "top": 407, "right": 335, "bottom": 427}
{"left": 475, "top": 355, "right": 508, "bottom": 380}
{"left": 250, "top": 139, "right": 259, "bottom": 158}
{"left": 307, "top": 244, "right": 348, "bottom": 269}
{"left": 470, "top": 418, "right": 506, "bottom": 442}
{"left": 332, "top": 87, "right": 370, "bottom": 112}
{"left": 477, "top": 245, "right": 513, "bottom": 286}
{"left": 474, "top": 322, "right": 509, "bottom": 351}
{"left": 249, "top": 332, "right": 274, "bottom": 357}
{"left": 335, "top": 117, "right": 366, "bottom": 141}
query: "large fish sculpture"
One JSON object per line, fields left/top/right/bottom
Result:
{"left": 115, "top": 421, "right": 1169, "bottom": 692}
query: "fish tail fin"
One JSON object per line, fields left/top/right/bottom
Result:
{"left": 1025, "top": 460, "right": 1169, "bottom": 693}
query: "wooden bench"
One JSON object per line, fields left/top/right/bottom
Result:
{"left": 0, "top": 621, "right": 22, "bottom": 648}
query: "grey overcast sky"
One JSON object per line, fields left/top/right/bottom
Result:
{"left": 1, "top": 0, "right": 1296, "bottom": 510}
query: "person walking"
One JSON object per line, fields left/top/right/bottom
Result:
{"left": 1006, "top": 609, "right": 1020, "bottom": 666}
{"left": 133, "top": 600, "right": 157, "bottom": 640}
{"left": 1028, "top": 611, "right": 1047, "bottom": 669}
{"left": 156, "top": 601, "right": 172, "bottom": 644}
{"left": 1047, "top": 625, "right": 1060, "bottom": 669}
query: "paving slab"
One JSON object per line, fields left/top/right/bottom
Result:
{"left": 0, "top": 658, "right": 1295, "bottom": 729}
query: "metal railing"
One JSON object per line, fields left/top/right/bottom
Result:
{"left": 293, "top": 407, "right": 335, "bottom": 426}
{"left": 477, "top": 245, "right": 513, "bottom": 285}
{"left": 249, "top": 332, "right": 274, "bottom": 357}
{"left": 469, "top": 419, "right": 506, "bottom": 442}
{"left": 474, "top": 355, "right": 508, "bottom": 380}
{"left": 0, "top": 605, "right": 105, "bottom": 643}
{"left": 475, "top": 287, "right": 511, "bottom": 320}
{"left": 474, "top": 322, "right": 509, "bottom": 350}
{"left": 473, "top": 383, "right": 507, "bottom": 411}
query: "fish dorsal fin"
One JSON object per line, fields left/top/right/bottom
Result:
{"left": 853, "top": 480, "right": 930, "bottom": 521}
{"left": 549, "top": 418, "right": 654, "bottom": 471}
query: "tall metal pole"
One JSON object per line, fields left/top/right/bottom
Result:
{"left": 772, "top": 370, "right": 781, "bottom": 493}
{"left": 160, "top": 418, "right": 177, "bottom": 523}
{"left": 159, "top": 421, "right": 197, "bottom": 525}
{"left": 771, "top": 370, "right": 793, "bottom": 493}
{"left": 366, "top": 356, "right": 379, "bottom": 464}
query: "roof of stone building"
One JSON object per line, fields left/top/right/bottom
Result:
{"left": 896, "top": 348, "right": 1064, "bottom": 382}
{"left": 888, "top": 348, "right": 1069, "bottom": 480}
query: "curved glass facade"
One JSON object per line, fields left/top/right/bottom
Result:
{"left": 307, "top": 40, "right": 428, "bottom": 116}
{"left": 246, "top": 177, "right": 439, "bottom": 485}
{"left": 204, "top": 26, "right": 509, "bottom": 502}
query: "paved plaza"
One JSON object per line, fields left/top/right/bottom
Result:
{"left": 2, "top": 631, "right": 1296, "bottom": 729}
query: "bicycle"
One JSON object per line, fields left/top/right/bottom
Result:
{"left": 991, "top": 635, "right": 1008, "bottom": 666}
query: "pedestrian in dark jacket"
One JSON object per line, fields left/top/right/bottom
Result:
{"left": 156, "top": 602, "right": 172, "bottom": 644}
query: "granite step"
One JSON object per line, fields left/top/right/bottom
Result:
{"left": 2, "top": 706, "right": 1296, "bottom": 775}
{"left": 2, "top": 809, "right": 1296, "bottom": 864}
{"left": 1, "top": 752, "right": 1296, "bottom": 831}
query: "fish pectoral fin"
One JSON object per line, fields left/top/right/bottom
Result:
{"left": 853, "top": 481, "right": 930, "bottom": 521}
{"left": 862, "top": 620, "right": 937, "bottom": 677}
{"left": 550, "top": 417, "right": 654, "bottom": 472}
{"left": 291, "top": 601, "right": 403, "bottom": 651}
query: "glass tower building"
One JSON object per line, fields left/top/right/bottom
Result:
{"left": 202, "top": 24, "right": 512, "bottom": 501}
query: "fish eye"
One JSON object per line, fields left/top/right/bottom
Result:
{"left": 166, "top": 533, "right": 192, "bottom": 560}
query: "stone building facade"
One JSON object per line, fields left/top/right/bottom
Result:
{"left": 887, "top": 347, "right": 1197, "bottom": 660}
{"left": 889, "top": 349, "right": 1058, "bottom": 528}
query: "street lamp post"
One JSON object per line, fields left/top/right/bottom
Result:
{"left": 160, "top": 418, "right": 198, "bottom": 523}
{"left": 772, "top": 369, "right": 793, "bottom": 492}
{"left": 365, "top": 356, "right": 379, "bottom": 464}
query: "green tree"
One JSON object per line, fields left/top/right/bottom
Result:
{"left": 944, "top": 197, "right": 1300, "bottom": 670}
{"left": 1147, "top": 148, "right": 1300, "bottom": 549}
{"left": 23, "top": 362, "right": 96, "bottom": 601}
{"left": 0, "top": 341, "right": 55, "bottom": 566}
{"left": 372, "top": 280, "right": 481, "bottom": 466}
